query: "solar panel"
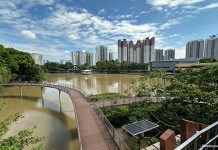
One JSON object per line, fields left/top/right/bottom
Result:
{"left": 122, "top": 120, "right": 159, "bottom": 136}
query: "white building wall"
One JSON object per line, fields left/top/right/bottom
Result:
{"left": 150, "top": 45, "right": 156, "bottom": 62}
{"left": 31, "top": 53, "right": 44, "bottom": 65}
{"left": 136, "top": 47, "right": 141, "bottom": 63}
{"left": 118, "top": 47, "right": 122, "bottom": 62}
{"left": 144, "top": 45, "right": 150, "bottom": 63}
{"left": 123, "top": 46, "right": 128, "bottom": 62}
{"left": 129, "top": 47, "right": 134, "bottom": 62}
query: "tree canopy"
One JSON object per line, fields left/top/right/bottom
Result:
{"left": 0, "top": 44, "right": 44, "bottom": 82}
{"left": 102, "top": 64, "right": 218, "bottom": 133}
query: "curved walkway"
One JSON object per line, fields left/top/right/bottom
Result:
{"left": 1, "top": 83, "right": 119, "bottom": 150}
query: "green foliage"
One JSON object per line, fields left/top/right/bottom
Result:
{"left": 101, "top": 102, "right": 160, "bottom": 127}
{"left": 130, "top": 144, "right": 138, "bottom": 150}
{"left": 0, "top": 44, "right": 44, "bottom": 82}
{"left": 95, "top": 60, "right": 149, "bottom": 72}
{"left": 0, "top": 104, "right": 44, "bottom": 150}
{"left": 88, "top": 93, "right": 126, "bottom": 102}
{"left": 43, "top": 62, "right": 61, "bottom": 72}
{"left": 199, "top": 58, "right": 218, "bottom": 63}
{"left": 0, "top": 66, "right": 12, "bottom": 94}
{"left": 102, "top": 64, "right": 218, "bottom": 134}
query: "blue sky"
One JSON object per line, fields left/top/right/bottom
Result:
{"left": 0, "top": 0, "right": 218, "bottom": 61}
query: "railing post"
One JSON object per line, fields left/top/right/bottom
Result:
{"left": 19, "top": 85, "right": 22, "bottom": 98}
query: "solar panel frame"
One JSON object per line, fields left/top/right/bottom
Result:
{"left": 122, "top": 120, "right": 159, "bottom": 136}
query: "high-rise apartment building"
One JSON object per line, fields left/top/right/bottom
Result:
{"left": 109, "top": 52, "right": 114, "bottom": 61}
{"left": 31, "top": 53, "right": 44, "bottom": 65}
{"left": 71, "top": 51, "right": 96, "bottom": 66}
{"left": 86, "top": 52, "right": 96, "bottom": 66}
{"left": 96, "top": 45, "right": 108, "bottom": 62}
{"left": 186, "top": 39, "right": 204, "bottom": 58}
{"left": 155, "top": 49, "right": 164, "bottom": 61}
{"left": 205, "top": 37, "right": 218, "bottom": 58}
{"left": 118, "top": 37, "right": 155, "bottom": 63}
{"left": 164, "top": 49, "right": 175, "bottom": 60}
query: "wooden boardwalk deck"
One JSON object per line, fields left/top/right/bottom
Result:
{"left": 1, "top": 83, "right": 119, "bottom": 150}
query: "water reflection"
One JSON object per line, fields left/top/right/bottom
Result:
{"left": 1, "top": 86, "right": 79, "bottom": 150}
{"left": 46, "top": 73, "right": 140, "bottom": 94}
{"left": 1, "top": 73, "right": 140, "bottom": 150}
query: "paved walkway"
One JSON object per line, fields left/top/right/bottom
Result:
{"left": 68, "top": 89, "right": 119, "bottom": 150}
{"left": 1, "top": 83, "right": 119, "bottom": 150}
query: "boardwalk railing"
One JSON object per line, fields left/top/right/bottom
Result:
{"left": 94, "top": 104, "right": 130, "bottom": 150}
{"left": 1, "top": 82, "right": 88, "bottom": 97}
{"left": 176, "top": 120, "right": 218, "bottom": 150}
{"left": 1, "top": 82, "right": 85, "bottom": 150}
{"left": 94, "top": 97, "right": 143, "bottom": 108}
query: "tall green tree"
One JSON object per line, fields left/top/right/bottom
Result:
{"left": 0, "top": 45, "right": 44, "bottom": 82}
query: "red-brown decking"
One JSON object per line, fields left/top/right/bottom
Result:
{"left": 69, "top": 89, "right": 119, "bottom": 150}
{"left": 1, "top": 83, "right": 119, "bottom": 150}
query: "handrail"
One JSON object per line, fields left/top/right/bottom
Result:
{"left": 175, "top": 120, "right": 218, "bottom": 150}
{"left": 1, "top": 82, "right": 85, "bottom": 150}
{"left": 94, "top": 103, "right": 130, "bottom": 150}
{"left": 1, "top": 82, "right": 88, "bottom": 97}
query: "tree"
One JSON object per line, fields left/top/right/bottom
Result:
{"left": 0, "top": 45, "right": 44, "bottom": 82}
{"left": 127, "top": 64, "right": 218, "bottom": 131}
{"left": 0, "top": 57, "right": 44, "bottom": 149}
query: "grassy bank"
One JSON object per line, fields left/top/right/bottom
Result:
{"left": 87, "top": 93, "right": 126, "bottom": 102}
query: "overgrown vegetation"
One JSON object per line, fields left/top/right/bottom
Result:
{"left": 0, "top": 63, "right": 44, "bottom": 149}
{"left": 88, "top": 93, "right": 126, "bottom": 102}
{"left": 101, "top": 64, "right": 218, "bottom": 133}
{"left": 43, "top": 60, "right": 149, "bottom": 73}
{"left": 0, "top": 44, "right": 44, "bottom": 82}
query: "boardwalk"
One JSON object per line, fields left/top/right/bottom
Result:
{"left": 94, "top": 97, "right": 161, "bottom": 108}
{"left": 1, "top": 83, "right": 119, "bottom": 150}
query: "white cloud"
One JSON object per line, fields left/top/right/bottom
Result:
{"left": 175, "top": 48, "right": 186, "bottom": 59}
{"left": 0, "top": 0, "right": 188, "bottom": 61}
{"left": 98, "top": 9, "right": 106, "bottom": 15}
{"left": 20, "top": 30, "right": 36, "bottom": 39}
{"left": 64, "top": 50, "right": 70, "bottom": 54}
{"left": 160, "top": 19, "right": 180, "bottom": 30}
{"left": 169, "top": 33, "right": 181, "bottom": 38}
{"left": 198, "top": 2, "right": 218, "bottom": 10}
{"left": 146, "top": 0, "right": 205, "bottom": 7}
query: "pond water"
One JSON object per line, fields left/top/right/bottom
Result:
{"left": 1, "top": 73, "right": 140, "bottom": 149}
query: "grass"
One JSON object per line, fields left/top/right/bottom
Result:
{"left": 87, "top": 93, "right": 126, "bottom": 102}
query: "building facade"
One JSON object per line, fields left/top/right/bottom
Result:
{"left": 96, "top": 45, "right": 108, "bottom": 62}
{"left": 186, "top": 39, "right": 204, "bottom": 59}
{"left": 71, "top": 51, "right": 96, "bottom": 66}
{"left": 155, "top": 49, "right": 164, "bottom": 61}
{"left": 205, "top": 37, "right": 218, "bottom": 58}
{"left": 164, "top": 49, "right": 175, "bottom": 60}
{"left": 31, "top": 53, "right": 44, "bottom": 65}
{"left": 118, "top": 37, "right": 155, "bottom": 63}
{"left": 109, "top": 52, "right": 114, "bottom": 61}
{"left": 86, "top": 52, "right": 96, "bottom": 66}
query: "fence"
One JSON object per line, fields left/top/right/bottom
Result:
{"left": 175, "top": 120, "right": 218, "bottom": 150}
{"left": 94, "top": 104, "right": 130, "bottom": 150}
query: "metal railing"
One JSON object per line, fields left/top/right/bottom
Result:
{"left": 94, "top": 97, "right": 144, "bottom": 108}
{"left": 175, "top": 120, "right": 218, "bottom": 150}
{"left": 1, "top": 82, "right": 87, "bottom": 150}
{"left": 1, "top": 82, "right": 88, "bottom": 97}
{"left": 94, "top": 103, "right": 130, "bottom": 150}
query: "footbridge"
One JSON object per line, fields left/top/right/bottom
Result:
{"left": 1, "top": 83, "right": 120, "bottom": 150}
